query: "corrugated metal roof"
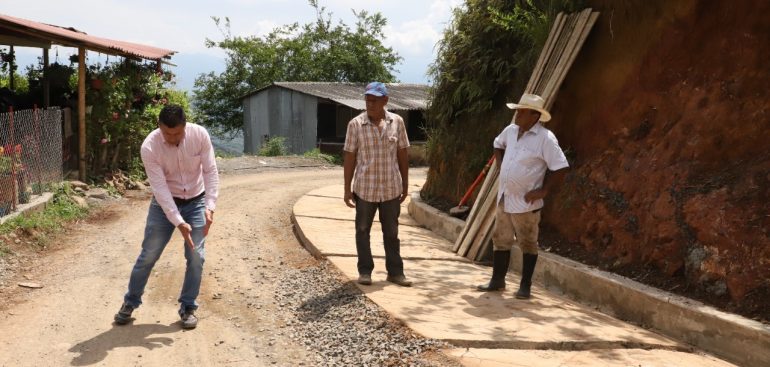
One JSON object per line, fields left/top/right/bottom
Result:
{"left": 0, "top": 13, "right": 175, "bottom": 60}
{"left": 245, "top": 82, "right": 429, "bottom": 111}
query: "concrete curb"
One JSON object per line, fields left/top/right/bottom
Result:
{"left": 0, "top": 193, "right": 54, "bottom": 225}
{"left": 406, "top": 193, "right": 466, "bottom": 243}
{"left": 291, "top": 213, "right": 324, "bottom": 259}
{"left": 408, "top": 192, "right": 769, "bottom": 367}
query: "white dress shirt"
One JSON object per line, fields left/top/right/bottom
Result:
{"left": 494, "top": 122, "right": 568, "bottom": 214}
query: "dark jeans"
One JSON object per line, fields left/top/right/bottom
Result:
{"left": 354, "top": 193, "right": 404, "bottom": 277}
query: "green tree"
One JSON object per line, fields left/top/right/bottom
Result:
{"left": 193, "top": 0, "right": 402, "bottom": 135}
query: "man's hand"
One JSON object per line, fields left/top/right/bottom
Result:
{"left": 177, "top": 222, "right": 194, "bottom": 250}
{"left": 204, "top": 209, "right": 214, "bottom": 236}
{"left": 399, "top": 186, "right": 409, "bottom": 203}
{"left": 344, "top": 190, "right": 356, "bottom": 208}
{"left": 524, "top": 188, "right": 547, "bottom": 203}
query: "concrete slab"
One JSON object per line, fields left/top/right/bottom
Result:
{"left": 327, "top": 256, "right": 680, "bottom": 349}
{"left": 293, "top": 184, "right": 739, "bottom": 367}
{"left": 445, "top": 348, "right": 737, "bottom": 367}
{"left": 294, "top": 216, "right": 461, "bottom": 260}
{"left": 304, "top": 183, "right": 425, "bottom": 200}
{"left": 409, "top": 192, "right": 770, "bottom": 367}
{"left": 293, "top": 194, "right": 421, "bottom": 226}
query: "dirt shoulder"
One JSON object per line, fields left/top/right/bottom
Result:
{"left": 0, "top": 157, "right": 452, "bottom": 366}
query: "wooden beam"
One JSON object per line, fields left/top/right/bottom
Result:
{"left": 474, "top": 225, "right": 495, "bottom": 262}
{"left": 453, "top": 161, "right": 498, "bottom": 252}
{"left": 78, "top": 47, "right": 86, "bottom": 181}
{"left": 545, "top": 11, "right": 600, "bottom": 110}
{"left": 0, "top": 34, "right": 51, "bottom": 48}
{"left": 466, "top": 196, "right": 497, "bottom": 261}
{"left": 9, "top": 45, "right": 14, "bottom": 90}
{"left": 537, "top": 12, "right": 578, "bottom": 97}
{"left": 526, "top": 13, "right": 565, "bottom": 94}
{"left": 543, "top": 9, "right": 592, "bottom": 106}
{"left": 457, "top": 175, "right": 499, "bottom": 257}
{"left": 533, "top": 13, "right": 572, "bottom": 95}
{"left": 42, "top": 48, "right": 50, "bottom": 108}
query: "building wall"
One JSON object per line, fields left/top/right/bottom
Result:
{"left": 243, "top": 88, "right": 318, "bottom": 154}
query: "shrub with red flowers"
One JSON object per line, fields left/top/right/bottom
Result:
{"left": 85, "top": 59, "right": 186, "bottom": 175}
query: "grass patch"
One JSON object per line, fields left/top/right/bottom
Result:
{"left": 0, "top": 183, "right": 89, "bottom": 248}
{"left": 303, "top": 148, "right": 342, "bottom": 165}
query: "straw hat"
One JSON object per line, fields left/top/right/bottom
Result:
{"left": 506, "top": 93, "right": 551, "bottom": 122}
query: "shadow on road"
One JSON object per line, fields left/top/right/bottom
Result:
{"left": 68, "top": 322, "right": 181, "bottom": 366}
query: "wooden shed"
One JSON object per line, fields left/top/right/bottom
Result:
{"left": 241, "top": 82, "right": 429, "bottom": 155}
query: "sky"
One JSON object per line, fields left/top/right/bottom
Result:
{"left": 1, "top": 0, "right": 463, "bottom": 91}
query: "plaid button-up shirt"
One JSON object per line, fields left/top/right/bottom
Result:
{"left": 343, "top": 111, "right": 410, "bottom": 202}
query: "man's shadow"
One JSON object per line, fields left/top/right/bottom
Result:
{"left": 68, "top": 322, "right": 181, "bottom": 366}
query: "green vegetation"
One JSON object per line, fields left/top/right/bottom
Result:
{"left": 0, "top": 183, "right": 89, "bottom": 250}
{"left": 85, "top": 60, "right": 189, "bottom": 176}
{"left": 127, "top": 157, "right": 147, "bottom": 182}
{"left": 0, "top": 47, "right": 191, "bottom": 180}
{"left": 259, "top": 136, "right": 289, "bottom": 156}
{"left": 0, "top": 72, "right": 29, "bottom": 93}
{"left": 422, "top": 0, "right": 582, "bottom": 203}
{"left": 303, "top": 148, "right": 342, "bottom": 165}
{"left": 194, "top": 0, "right": 402, "bottom": 135}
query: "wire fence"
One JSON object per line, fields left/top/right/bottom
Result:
{"left": 0, "top": 106, "right": 63, "bottom": 217}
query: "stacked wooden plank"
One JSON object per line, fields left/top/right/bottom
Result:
{"left": 453, "top": 161, "right": 499, "bottom": 256}
{"left": 453, "top": 9, "right": 599, "bottom": 262}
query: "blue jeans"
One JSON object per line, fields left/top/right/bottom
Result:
{"left": 123, "top": 196, "right": 206, "bottom": 312}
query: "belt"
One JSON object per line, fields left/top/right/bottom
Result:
{"left": 173, "top": 192, "right": 205, "bottom": 206}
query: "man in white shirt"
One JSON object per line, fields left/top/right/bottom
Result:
{"left": 114, "top": 104, "right": 219, "bottom": 328}
{"left": 477, "top": 94, "right": 569, "bottom": 299}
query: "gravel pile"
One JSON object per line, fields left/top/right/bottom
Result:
{"left": 275, "top": 261, "right": 452, "bottom": 367}
{"left": 0, "top": 256, "right": 8, "bottom": 287}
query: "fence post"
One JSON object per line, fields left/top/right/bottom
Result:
{"left": 9, "top": 106, "right": 17, "bottom": 211}
{"left": 78, "top": 47, "right": 86, "bottom": 181}
{"left": 33, "top": 105, "right": 43, "bottom": 194}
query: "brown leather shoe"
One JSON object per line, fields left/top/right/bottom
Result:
{"left": 357, "top": 274, "right": 372, "bottom": 285}
{"left": 386, "top": 275, "right": 413, "bottom": 287}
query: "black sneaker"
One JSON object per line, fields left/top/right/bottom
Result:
{"left": 114, "top": 303, "right": 135, "bottom": 325}
{"left": 179, "top": 307, "right": 198, "bottom": 329}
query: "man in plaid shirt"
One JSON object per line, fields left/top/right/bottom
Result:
{"left": 343, "top": 82, "right": 412, "bottom": 287}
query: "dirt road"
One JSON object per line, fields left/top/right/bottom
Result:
{"left": 0, "top": 160, "right": 433, "bottom": 366}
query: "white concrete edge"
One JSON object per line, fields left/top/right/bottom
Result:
{"left": 408, "top": 192, "right": 769, "bottom": 367}
{"left": 0, "top": 192, "right": 55, "bottom": 225}
{"left": 407, "top": 192, "right": 466, "bottom": 243}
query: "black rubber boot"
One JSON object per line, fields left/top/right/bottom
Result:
{"left": 515, "top": 253, "right": 538, "bottom": 299}
{"left": 476, "top": 250, "right": 511, "bottom": 291}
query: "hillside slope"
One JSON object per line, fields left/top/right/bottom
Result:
{"left": 543, "top": 0, "right": 769, "bottom": 318}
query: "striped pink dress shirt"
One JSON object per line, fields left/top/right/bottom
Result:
{"left": 140, "top": 123, "right": 219, "bottom": 226}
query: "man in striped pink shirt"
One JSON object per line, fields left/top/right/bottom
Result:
{"left": 343, "top": 82, "right": 412, "bottom": 287}
{"left": 114, "top": 104, "right": 219, "bottom": 329}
